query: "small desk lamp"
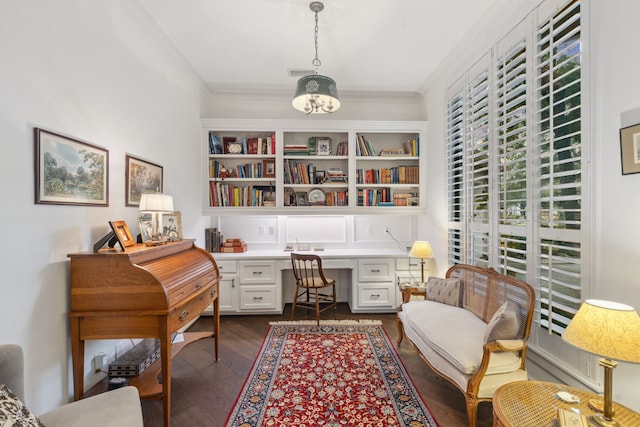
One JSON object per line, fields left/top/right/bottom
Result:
{"left": 139, "top": 193, "right": 174, "bottom": 242}
{"left": 408, "top": 241, "right": 433, "bottom": 285}
{"left": 562, "top": 299, "right": 640, "bottom": 427}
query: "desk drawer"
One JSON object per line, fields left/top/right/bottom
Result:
{"left": 357, "top": 283, "right": 394, "bottom": 308}
{"left": 170, "top": 284, "right": 214, "bottom": 330}
{"left": 167, "top": 273, "right": 217, "bottom": 306}
{"left": 216, "top": 260, "right": 237, "bottom": 274}
{"left": 239, "top": 261, "right": 276, "bottom": 283}
{"left": 396, "top": 257, "right": 421, "bottom": 271}
{"left": 358, "top": 259, "right": 394, "bottom": 281}
{"left": 240, "top": 285, "right": 277, "bottom": 310}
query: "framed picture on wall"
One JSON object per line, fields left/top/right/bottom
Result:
{"left": 620, "top": 123, "right": 640, "bottom": 175}
{"left": 125, "top": 154, "right": 163, "bottom": 206}
{"left": 34, "top": 128, "right": 109, "bottom": 206}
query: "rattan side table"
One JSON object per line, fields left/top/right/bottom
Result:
{"left": 493, "top": 380, "right": 640, "bottom": 427}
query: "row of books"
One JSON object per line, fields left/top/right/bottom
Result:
{"left": 325, "top": 191, "right": 348, "bottom": 206}
{"left": 209, "top": 159, "right": 266, "bottom": 179}
{"left": 220, "top": 238, "right": 247, "bottom": 253}
{"left": 355, "top": 166, "right": 419, "bottom": 184}
{"left": 334, "top": 141, "right": 348, "bottom": 156}
{"left": 205, "top": 228, "right": 223, "bottom": 252}
{"left": 208, "top": 133, "right": 276, "bottom": 155}
{"left": 283, "top": 160, "right": 314, "bottom": 184}
{"left": 357, "top": 188, "right": 393, "bottom": 206}
{"left": 209, "top": 182, "right": 275, "bottom": 207}
{"left": 356, "top": 134, "right": 420, "bottom": 157}
{"left": 325, "top": 167, "right": 347, "bottom": 182}
{"left": 204, "top": 231, "right": 247, "bottom": 253}
{"left": 283, "top": 144, "right": 309, "bottom": 155}
{"left": 403, "top": 138, "right": 420, "bottom": 156}
{"left": 356, "top": 189, "right": 418, "bottom": 206}
{"left": 356, "top": 134, "right": 378, "bottom": 156}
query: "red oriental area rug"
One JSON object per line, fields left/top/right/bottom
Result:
{"left": 224, "top": 320, "right": 438, "bottom": 427}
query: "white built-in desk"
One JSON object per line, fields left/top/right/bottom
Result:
{"left": 210, "top": 248, "right": 422, "bottom": 314}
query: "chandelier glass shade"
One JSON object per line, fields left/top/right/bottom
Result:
{"left": 292, "top": 2, "right": 341, "bottom": 115}
{"left": 292, "top": 74, "right": 340, "bottom": 114}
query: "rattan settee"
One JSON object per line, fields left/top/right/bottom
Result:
{"left": 397, "top": 264, "right": 535, "bottom": 427}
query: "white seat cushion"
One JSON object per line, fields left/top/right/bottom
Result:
{"left": 401, "top": 300, "right": 522, "bottom": 375}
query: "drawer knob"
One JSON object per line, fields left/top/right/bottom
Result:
{"left": 179, "top": 309, "right": 189, "bottom": 321}
{"left": 252, "top": 271, "right": 263, "bottom": 275}
{"left": 253, "top": 296, "right": 263, "bottom": 300}
{"left": 371, "top": 294, "right": 380, "bottom": 298}
{"left": 371, "top": 269, "right": 381, "bottom": 273}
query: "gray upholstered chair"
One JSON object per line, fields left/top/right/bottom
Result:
{"left": 0, "top": 344, "right": 143, "bottom": 427}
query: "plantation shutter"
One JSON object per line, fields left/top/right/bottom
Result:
{"left": 494, "top": 25, "right": 529, "bottom": 279}
{"left": 447, "top": 80, "right": 465, "bottom": 266}
{"left": 535, "top": 0, "right": 583, "bottom": 334}
{"left": 496, "top": 38, "right": 528, "bottom": 228}
{"left": 465, "top": 58, "right": 491, "bottom": 266}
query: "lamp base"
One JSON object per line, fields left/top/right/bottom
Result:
{"left": 587, "top": 414, "right": 620, "bottom": 427}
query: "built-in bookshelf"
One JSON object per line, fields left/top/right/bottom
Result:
{"left": 202, "top": 119, "right": 427, "bottom": 214}
{"left": 207, "top": 130, "right": 276, "bottom": 208}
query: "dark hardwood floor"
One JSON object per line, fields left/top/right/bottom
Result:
{"left": 139, "top": 304, "right": 493, "bottom": 426}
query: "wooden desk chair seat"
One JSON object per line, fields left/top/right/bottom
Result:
{"left": 290, "top": 253, "right": 337, "bottom": 325}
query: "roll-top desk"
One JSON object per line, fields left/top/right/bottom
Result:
{"left": 68, "top": 239, "right": 220, "bottom": 427}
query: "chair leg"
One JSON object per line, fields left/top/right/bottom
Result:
{"left": 290, "top": 285, "right": 298, "bottom": 321}
{"left": 332, "top": 283, "right": 337, "bottom": 320}
{"left": 315, "top": 288, "right": 320, "bottom": 326}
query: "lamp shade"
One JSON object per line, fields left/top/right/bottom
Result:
{"left": 292, "top": 74, "right": 341, "bottom": 114}
{"left": 562, "top": 299, "right": 640, "bottom": 364}
{"left": 139, "top": 193, "right": 174, "bottom": 213}
{"left": 409, "top": 241, "right": 433, "bottom": 259}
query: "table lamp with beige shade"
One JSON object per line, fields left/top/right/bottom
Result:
{"left": 408, "top": 241, "right": 433, "bottom": 285}
{"left": 562, "top": 299, "right": 640, "bottom": 427}
{"left": 139, "top": 193, "right": 174, "bottom": 243}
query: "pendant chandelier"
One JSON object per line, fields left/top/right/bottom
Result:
{"left": 292, "top": 1, "right": 341, "bottom": 115}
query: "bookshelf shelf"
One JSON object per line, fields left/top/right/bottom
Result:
{"left": 202, "top": 119, "right": 426, "bottom": 214}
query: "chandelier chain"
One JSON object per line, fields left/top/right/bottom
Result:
{"left": 313, "top": 9, "right": 321, "bottom": 69}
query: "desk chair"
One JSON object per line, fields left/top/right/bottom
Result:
{"left": 290, "top": 253, "right": 337, "bottom": 325}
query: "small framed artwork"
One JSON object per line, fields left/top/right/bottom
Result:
{"left": 223, "top": 137, "right": 243, "bottom": 154}
{"left": 620, "top": 123, "right": 640, "bottom": 175}
{"left": 109, "top": 220, "right": 135, "bottom": 249}
{"left": 162, "top": 211, "right": 182, "bottom": 241}
{"left": 263, "top": 158, "right": 276, "bottom": 178}
{"left": 407, "top": 197, "right": 420, "bottom": 207}
{"left": 126, "top": 155, "right": 163, "bottom": 207}
{"left": 296, "top": 192, "right": 308, "bottom": 206}
{"left": 317, "top": 138, "right": 331, "bottom": 156}
{"left": 314, "top": 170, "right": 326, "bottom": 184}
{"left": 137, "top": 214, "right": 153, "bottom": 243}
{"left": 34, "top": 128, "right": 108, "bottom": 206}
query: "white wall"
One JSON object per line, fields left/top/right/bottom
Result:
{"left": 423, "top": 0, "right": 640, "bottom": 410}
{"left": 0, "top": 0, "right": 206, "bottom": 414}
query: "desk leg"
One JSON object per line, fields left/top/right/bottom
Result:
{"left": 213, "top": 295, "right": 220, "bottom": 361}
{"left": 70, "top": 317, "right": 84, "bottom": 400}
{"left": 160, "top": 319, "right": 171, "bottom": 427}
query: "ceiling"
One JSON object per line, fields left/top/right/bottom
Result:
{"left": 138, "top": 0, "right": 498, "bottom": 95}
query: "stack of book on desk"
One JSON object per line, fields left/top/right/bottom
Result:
{"left": 221, "top": 238, "right": 247, "bottom": 253}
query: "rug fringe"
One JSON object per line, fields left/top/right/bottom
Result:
{"left": 269, "top": 319, "right": 382, "bottom": 325}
